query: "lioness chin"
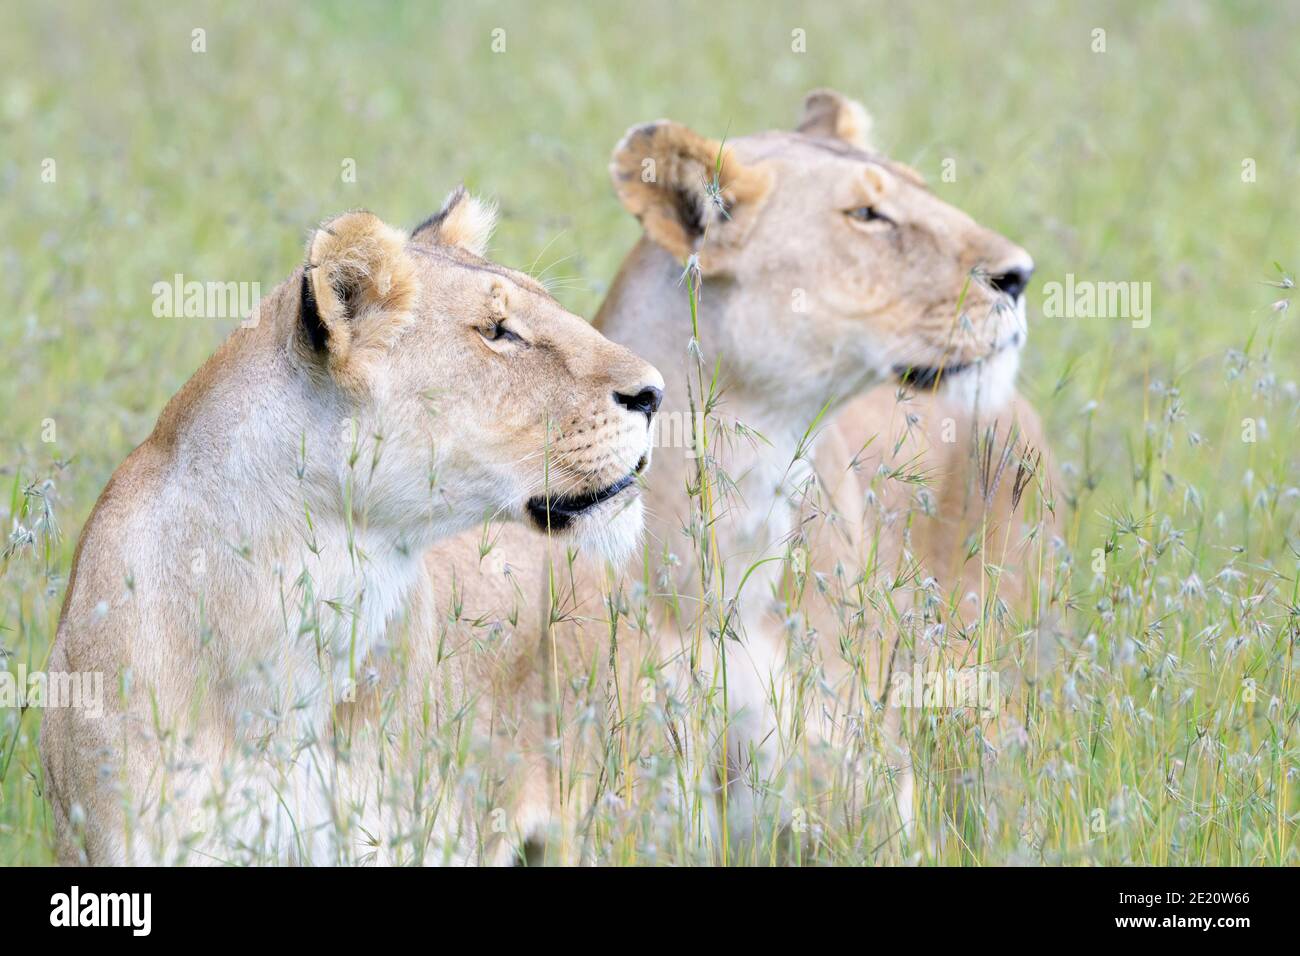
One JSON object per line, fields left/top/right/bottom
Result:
{"left": 40, "top": 192, "right": 662, "bottom": 865}
{"left": 393, "top": 90, "right": 1060, "bottom": 860}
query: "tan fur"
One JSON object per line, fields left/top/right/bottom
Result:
{"left": 39, "top": 195, "right": 662, "bottom": 865}
{"left": 382, "top": 90, "right": 1059, "bottom": 859}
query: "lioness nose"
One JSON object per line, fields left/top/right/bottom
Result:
{"left": 990, "top": 263, "right": 1033, "bottom": 301}
{"left": 614, "top": 385, "right": 663, "bottom": 420}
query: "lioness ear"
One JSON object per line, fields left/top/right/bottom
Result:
{"left": 301, "top": 210, "right": 416, "bottom": 382}
{"left": 610, "top": 121, "right": 772, "bottom": 270}
{"left": 410, "top": 186, "right": 498, "bottom": 257}
{"left": 797, "top": 88, "right": 874, "bottom": 150}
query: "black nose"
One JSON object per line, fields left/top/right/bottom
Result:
{"left": 614, "top": 385, "right": 663, "bottom": 420}
{"left": 989, "top": 264, "right": 1033, "bottom": 301}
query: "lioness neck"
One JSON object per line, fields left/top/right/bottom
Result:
{"left": 77, "top": 325, "right": 444, "bottom": 707}
{"left": 595, "top": 239, "right": 828, "bottom": 610}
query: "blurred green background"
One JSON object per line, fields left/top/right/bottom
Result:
{"left": 2, "top": 0, "right": 1297, "bottom": 864}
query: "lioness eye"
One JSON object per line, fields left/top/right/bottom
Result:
{"left": 481, "top": 321, "right": 524, "bottom": 344}
{"left": 846, "top": 206, "right": 895, "bottom": 226}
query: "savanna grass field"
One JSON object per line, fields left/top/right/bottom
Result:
{"left": 2, "top": 0, "right": 1298, "bottom": 869}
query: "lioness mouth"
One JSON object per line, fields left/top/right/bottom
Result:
{"left": 893, "top": 362, "right": 973, "bottom": 389}
{"left": 526, "top": 454, "right": 648, "bottom": 532}
{"left": 895, "top": 329, "right": 1024, "bottom": 389}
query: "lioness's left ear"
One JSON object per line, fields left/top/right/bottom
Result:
{"left": 797, "top": 88, "right": 874, "bottom": 150}
{"left": 410, "top": 186, "right": 498, "bottom": 257}
{"left": 301, "top": 210, "right": 416, "bottom": 385}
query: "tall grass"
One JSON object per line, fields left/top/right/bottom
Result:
{"left": 2, "top": 0, "right": 1297, "bottom": 864}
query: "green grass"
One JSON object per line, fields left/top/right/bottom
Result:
{"left": 2, "top": 0, "right": 1298, "bottom": 864}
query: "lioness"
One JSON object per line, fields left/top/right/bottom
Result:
{"left": 40, "top": 193, "right": 663, "bottom": 864}
{"left": 399, "top": 90, "right": 1059, "bottom": 859}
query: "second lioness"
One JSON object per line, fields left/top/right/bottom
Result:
{"left": 390, "top": 90, "right": 1058, "bottom": 858}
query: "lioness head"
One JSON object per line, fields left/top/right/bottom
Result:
{"left": 293, "top": 192, "right": 663, "bottom": 561}
{"left": 610, "top": 88, "right": 1033, "bottom": 411}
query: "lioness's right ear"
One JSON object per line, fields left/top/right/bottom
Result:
{"left": 796, "top": 88, "right": 875, "bottom": 149}
{"left": 301, "top": 210, "right": 416, "bottom": 385}
{"left": 610, "top": 121, "right": 772, "bottom": 271}
{"left": 410, "top": 186, "right": 499, "bottom": 257}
